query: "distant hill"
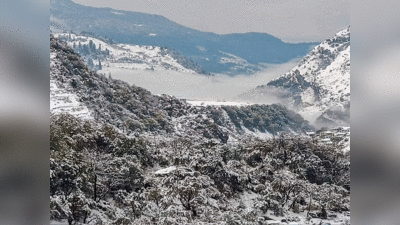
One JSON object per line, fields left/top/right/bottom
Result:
{"left": 50, "top": 0, "right": 317, "bottom": 75}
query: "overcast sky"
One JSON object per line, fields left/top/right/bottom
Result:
{"left": 72, "top": 0, "right": 349, "bottom": 43}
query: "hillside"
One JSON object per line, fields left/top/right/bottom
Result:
{"left": 50, "top": 35, "right": 314, "bottom": 143}
{"left": 50, "top": 0, "right": 317, "bottom": 75}
{"left": 53, "top": 33, "right": 209, "bottom": 74}
{"left": 241, "top": 27, "right": 350, "bottom": 127}
{"left": 50, "top": 34, "right": 350, "bottom": 225}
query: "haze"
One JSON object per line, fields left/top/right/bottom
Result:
{"left": 72, "top": 0, "right": 349, "bottom": 43}
{"left": 99, "top": 60, "right": 299, "bottom": 103}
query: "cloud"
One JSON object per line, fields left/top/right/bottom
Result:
{"left": 99, "top": 59, "right": 299, "bottom": 103}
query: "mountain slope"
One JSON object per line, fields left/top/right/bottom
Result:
{"left": 50, "top": 35, "right": 314, "bottom": 144}
{"left": 53, "top": 33, "right": 208, "bottom": 74}
{"left": 50, "top": 0, "right": 317, "bottom": 75}
{"left": 242, "top": 27, "right": 350, "bottom": 127}
{"left": 50, "top": 36, "right": 350, "bottom": 225}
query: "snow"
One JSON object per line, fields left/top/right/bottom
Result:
{"left": 50, "top": 48, "right": 94, "bottom": 121}
{"left": 320, "top": 138, "right": 331, "bottom": 142}
{"left": 111, "top": 11, "right": 125, "bottom": 15}
{"left": 219, "top": 51, "right": 248, "bottom": 65}
{"left": 50, "top": 80, "right": 93, "bottom": 120}
{"left": 265, "top": 221, "right": 280, "bottom": 225}
{"left": 187, "top": 100, "right": 250, "bottom": 107}
{"left": 155, "top": 166, "right": 176, "bottom": 175}
{"left": 262, "top": 27, "right": 350, "bottom": 127}
{"left": 49, "top": 36, "right": 350, "bottom": 225}
{"left": 54, "top": 33, "right": 196, "bottom": 73}
{"left": 197, "top": 46, "right": 207, "bottom": 52}
{"left": 240, "top": 191, "right": 259, "bottom": 209}
{"left": 50, "top": 221, "right": 68, "bottom": 225}
{"left": 300, "top": 87, "right": 316, "bottom": 105}
{"left": 242, "top": 126, "right": 274, "bottom": 139}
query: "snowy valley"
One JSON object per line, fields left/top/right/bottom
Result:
{"left": 50, "top": 33, "right": 350, "bottom": 225}
{"left": 50, "top": 1, "right": 350, "bottom": 224}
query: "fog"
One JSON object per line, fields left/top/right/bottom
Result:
{"left": 99, "top": 60, "right": 299, "bottom": 104}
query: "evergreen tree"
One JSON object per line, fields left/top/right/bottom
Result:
{"left": 98, "top": 59, "right": 102, "bottom": 70}
{"left": 88, "top": 58, "right": 94, "bottom": 68}
{"left": 89, "top": 40, "right": 94, "bottom": 52}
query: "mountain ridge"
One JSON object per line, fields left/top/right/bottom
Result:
{"left": 50, "top": 0, "right": 318, "bottom": 75}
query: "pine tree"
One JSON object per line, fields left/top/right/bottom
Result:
{"left": 89, "top": 40, "right": 94, "bottom": 52}
{"left": 88, "top": 58, "right": 94, "bottom": 68}
{"left": 82, "top": 44, "right": 89, "bottom": 55}
{"left": 98, "top": 59, "right": 102, "bottom": 70}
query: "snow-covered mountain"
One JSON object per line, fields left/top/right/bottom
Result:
{"left": 54, "top": 33, "right": 208, "bottom": 74}
{"left": 242, "top": 27, "right": 350, "bottom": 127}
{"left": 50, "top": 36, "right": 350, "bottom": 225}
{"left": 50, "top": 0, "right": 317, "bottom": 75}
{"left": 50, "top": 35, "right": 314, "bottom": 143}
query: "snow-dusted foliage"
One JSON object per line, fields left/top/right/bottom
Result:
{"left": 50, "top": 36, "right": 349, "bottom": 224}
{"left": 50, "top": 113, "right": 349, "bottom": 224}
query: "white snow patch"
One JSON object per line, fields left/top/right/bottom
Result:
{"left": 242, "top": 126, "right": 273, "bottom": 139}
{"left": 50, "top": 80, "right": 93, "bottom": 120}
{"left": 155, "top": 166, "right": 176, "bottom": 175}
{"left": 197, "top": 46, "right": 207, "bottom": 52}
{"left": 187, "top": 100, "right": 250, "bottom": 107}
{"left": 300, "top": 87, "right": 316, "bottom": 105}
{"left": 240, "top": 191, "right": 259, "bottom": 209}
{"left": 111, "top": 11, "right": 125, "bottom": 15}
{"left": 219, "top": 51, "right": 248, "bottom": 65}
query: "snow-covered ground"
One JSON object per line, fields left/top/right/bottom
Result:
{"left": 231, "top": 190, "right": 350, "bottom": 225}
{"left": 53, "top": 33, "right": 196, "bottom": 73}
{"left": 187, "top": 100, "right": 250, "bottom": 107}
{"left": 50, "top": 80, "right": 93, "bottom": 120}
{"left": 154, "top": 166, "right": 177, "bottom": 175}
{"left": 50, "top": 221, "right": 68, "bottom": 225}
{"left": 50, "top": 52, "right": 93, "bottom": 120}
